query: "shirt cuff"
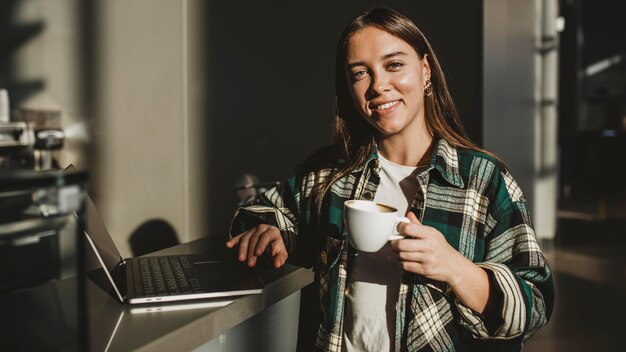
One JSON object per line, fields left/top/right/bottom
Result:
{"left": 454, "top": 263, "right": 526, "bottom": 339}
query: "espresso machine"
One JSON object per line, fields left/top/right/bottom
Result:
{"left": 0, "top": 89, "right": 65, "bottom": 171}
{"left": 0, "top": 110, "right": 65, "bottom": 171}
{"left": 0, "top": 89, "right": 33, "bottom": 169}
{"left": 23, "top": 107, "right": 65, "bottom": 170}
{"left": 0, "top": 121, "right": 34, "bottom": 169}
{"left": 0, "top": 90, "right": 76, "bottom": 294}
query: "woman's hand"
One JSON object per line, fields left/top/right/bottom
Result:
{"left": 226, "top": 224, "right": 288, "bottom": 268}
{"left": 390, "top": 212, "right": 492, "bottom": 314}
{"left": 390, "top": 212, "right": 466, "bottom": 285}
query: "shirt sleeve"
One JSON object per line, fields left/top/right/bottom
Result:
{"left": 454, "top": 169, "right": 555, "bottom": 341}
{"left": 229, "top": 176, "right": 301, "bottom": 253}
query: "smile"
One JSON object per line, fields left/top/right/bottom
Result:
{"left": 371, "top": 100, "right": 400, "bottom": 110}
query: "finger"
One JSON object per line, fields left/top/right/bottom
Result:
{"left": 254, "top": 228, "right": 279, "bottom": 256}
{"left": 397, "top": 222, "right": 429, "bottom": 239}
{"left": 406, "top": 211, "right": 420, "bottom": 224}
{"left": 269, "top": 236, "right": 287, "bottom": 267}
{"left": 397, "top": 250, "right": 424, "bottom": 262}
{"left": 247, "top": 228, "right": 265, "bottom": 259}
{"left": 396, "top": 237, "right": 430, "bottom": 252}
{"left": 396, "top": 220, "right": 411, "bottom": 235}
{"left": 273, "top": 244, "right": 289, "bottom": 268}
{"left": 269, "top": 236, "right": 286, "bottom": 257}
{"left": 271, "top": 232, "right": 288, "bottom": 256}
{"left": 236, "top": 228, "right": 255, "bottom": 261}
{"left": 397, "top": 213, "right": 419, "bottom": 235}
{"left": 247, "top": 227, "right": 271, "bottom": 266}
{"left": 398, "top": 211, "right": 422, "bottom": 233}
{"left": 399, "top": 260, "right": 425, "bottom": 274}
{"left": 388, "top": 239, "right": 401, "bottom": 251}
{"left": 225, "top": 231, "right": 245, "bottom": 248}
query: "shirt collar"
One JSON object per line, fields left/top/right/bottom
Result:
{"left": 351, "top": 145, "right": 380, "bottom": 174}
{"left": 351, "top": 139, "right": 465, "bottom": 189}
{"left": 429, "top": 138, "right": 465, "bottom": 188}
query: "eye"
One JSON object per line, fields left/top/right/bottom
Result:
{"left": 352, "top": 70, "right": 368, "bottom": 80}
{"left": 387, "top": 62, "right": 404, "bottom": 70}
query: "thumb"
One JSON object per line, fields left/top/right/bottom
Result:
{"left": 406, "top": 211, "right": 421, "bottom": 224}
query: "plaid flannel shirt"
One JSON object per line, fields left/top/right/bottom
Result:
{"left": 230, "top": 138, "right": 554, "bottom": 352}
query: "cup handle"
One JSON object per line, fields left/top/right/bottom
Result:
{"left": 389, "top": 216, "right": 411, "bottom": 240}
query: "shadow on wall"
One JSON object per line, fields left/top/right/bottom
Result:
{"left": 0, "top": 0, "right": 45, "bottom": 106}
{"left": 128, "top": 219, "right": 180, "bottom": 257}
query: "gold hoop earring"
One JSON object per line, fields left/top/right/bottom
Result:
{"left": 424, "top": 79, "right": 433, "bottom": 97}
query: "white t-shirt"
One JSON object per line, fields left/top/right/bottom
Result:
{"left": 342, "top": 153, "right": 426, "bottom": 351}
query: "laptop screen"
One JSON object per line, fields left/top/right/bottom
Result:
{"left": 83, "top": 193, "right": 125, "bottom": 275}
{"left": 64, "top": 164, "right": 124, "bottom": 276}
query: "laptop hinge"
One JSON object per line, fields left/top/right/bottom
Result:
{"left": 115, "top": 261, "right": 128, "bottom": 299}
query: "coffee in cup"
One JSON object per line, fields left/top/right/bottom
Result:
{"left": 343, "top": 200, "right": 410, "bottom": 252}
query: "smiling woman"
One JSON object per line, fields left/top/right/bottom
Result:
{"left": 227, "top": 7, "right": 554, "bottom": 352}
{"left": 323, "top": 7, "right": 499, "bottom": 205}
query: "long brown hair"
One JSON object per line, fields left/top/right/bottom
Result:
{"left": 313, "top": 7, "right": 491, "bottom": 205}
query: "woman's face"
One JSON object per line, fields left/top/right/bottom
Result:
{"left": 345, "top": 27, "right": 430, "bottom": 139}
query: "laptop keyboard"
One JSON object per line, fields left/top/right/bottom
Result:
{"left": 138, "top": 256, "right": 203, "bottom": 296}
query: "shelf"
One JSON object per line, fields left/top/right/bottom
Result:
{"left": 0, "top": 169, "right": 88, "bottom": 192}
{"left": 0, "top": 215, "right": 67, "bottom": 242}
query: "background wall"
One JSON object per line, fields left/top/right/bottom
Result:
{"left": 7, "top": 0, "right": 207, "bottom": 258}
{"left": 205, "top": 0, "right": 484, "bottom": 235}
{"left": 483, "top": 0, "right": 558, "bottom": 240}
{"left": 93, "top": 0, "right": 207, "bottom": 257}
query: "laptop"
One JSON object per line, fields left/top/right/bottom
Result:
{"left": 79, "top": 179, "right": 263, "bottom": 304}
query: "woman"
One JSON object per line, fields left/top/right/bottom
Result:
{"left": 227, "top": 7, "right": 553, "bottom": 352}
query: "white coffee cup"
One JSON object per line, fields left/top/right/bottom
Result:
{"left": 344, "top": 200, "right": 411, "bottom": 252}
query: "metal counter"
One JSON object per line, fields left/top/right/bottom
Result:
{"left": 3, "top": 236, "right": 313, "bottom": 351}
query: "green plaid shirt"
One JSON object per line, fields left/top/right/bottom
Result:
{"left": 231, "top": 139, "right": 554, "bottom": 352}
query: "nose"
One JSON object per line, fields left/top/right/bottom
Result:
{"left": 367, "top": 71, "right": 391, "bottom": 98}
